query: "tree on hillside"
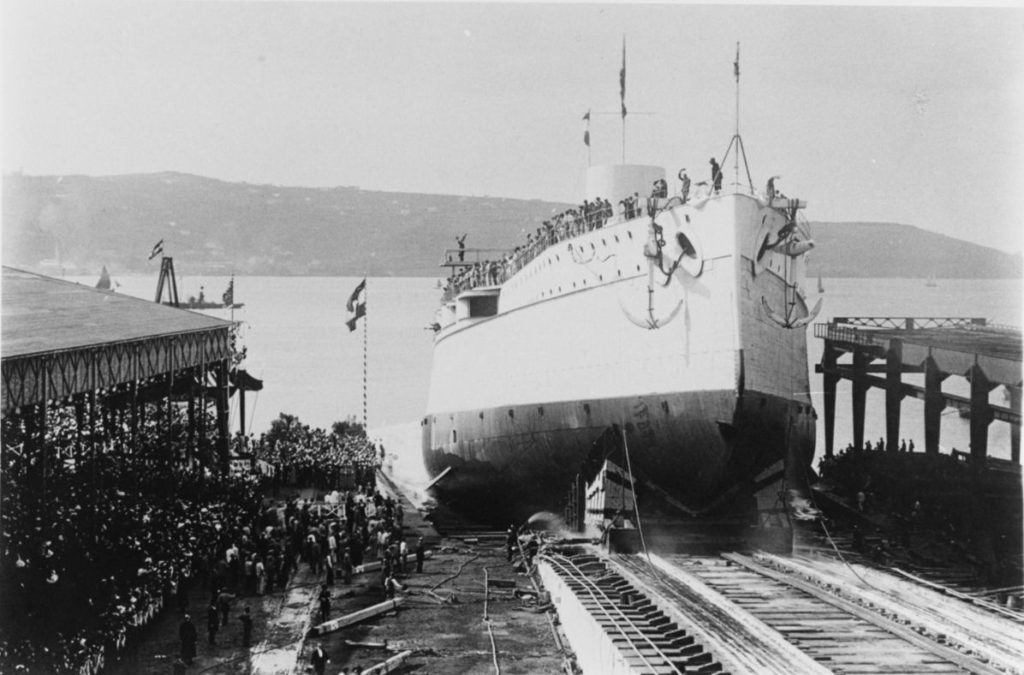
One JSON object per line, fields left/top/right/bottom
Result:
{"left": 332, "top": 416, "right": 365, "bottom": 439}
{"left": 264, "top": 412, "right": 303, "bottom": 451}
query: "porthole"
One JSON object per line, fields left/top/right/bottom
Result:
{"left": 602, "top": 239, "right": 606, "bottom": 245}
{"left": 636, "top": 265, "right": 641, "bottom": 271}
{"left": 599, "top": 275, "right": 603, "bottom": 281}
{"left": 614, "top": 235, "right": 620, "bottom": 243}
{"left": 627, "top": 231, "right": 633, "bottom": 239}
{"left": 590, "top": 243, "right": 595, "bottom": 250}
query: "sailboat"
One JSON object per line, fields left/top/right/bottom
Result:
{"left": 95, "top": 266, "right": 112, "bottom": 291}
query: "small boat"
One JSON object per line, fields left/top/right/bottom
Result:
{"left": 178, "top": 279, "right": 244, "bottom": 310}
{"left": 95, "top": 266, "right": 112, "bottom": 291}
{"left": 155, "top": 260, "right": 243, "bottom": 309}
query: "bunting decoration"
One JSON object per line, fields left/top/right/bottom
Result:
{"left": 148, "top": 239, "right": 164, "bottom": 260}
{"left": 346, "top": 278, "right": 367, "bottom": 332}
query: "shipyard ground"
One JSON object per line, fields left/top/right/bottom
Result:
{"left": 100, "top": 447, "right": 1021, "bottom": 674}
{"left": 104, "top": 480, "right": 567, "bottom": 675}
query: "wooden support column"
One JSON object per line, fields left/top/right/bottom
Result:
{"left": 131, "top": 379, "right": 140, "bottom": 452}
{"left": 215, "top": 360, "right": 230, "bottom": 474}
{"left": 239, "top": 376, "right": 247, "bottom": 439}
{"left": 88, "top": 387, "right": 97, "bottom": 466}
{"left": 1010, "top": 386, "right": 1021, "bottom": 464}
{"left": 39, "top": 359, "right": 49, "bottom": 498}
{"left": 885, "top": 340, "right": 903, "bottom": 453}
{"left": 74, "top": 395, "right": 86, "bottom": 459}
{"left": 167, "top": 339, "right": 176, "bottom": 465}
{"left": 852, "top": 349, "right": 870, "bottom": 451}
{"left": 822, "top": 342, "right": 839, "bottom": 458}
{"left": 968, "top": 364, "right": 994, "bottom": 461}
{"left": 923, "top": 355, "right": 946, "bottom": 454}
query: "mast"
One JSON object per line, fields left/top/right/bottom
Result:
{"left": 734, "top": 41, "right": 740, "bottom": 189}
{"left": 720, "top": 41, "right": 755, "bottom": 194}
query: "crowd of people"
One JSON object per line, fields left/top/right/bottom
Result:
{"left": 0, "top": 402, "right": 389, "bottom": 674}
{"left": 249, "top": 414, "right": 382, "bottom": 492}
{"left": 816, "top": 437, "right": 1020, "bottom": 582}
{"left": 444, "top": 195, "right": 622, "bottom": 298}
{"left": 443, "top": 161, "right": 735, "bottom": 300}
{"left": 0, "top": 406, "right": 265, "bottom": 673}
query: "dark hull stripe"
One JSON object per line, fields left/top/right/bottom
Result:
{"left": 422, "top": 389, "right": 815, "bottom": 523}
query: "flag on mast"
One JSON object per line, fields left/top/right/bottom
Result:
{"left": 148, "top": 239, "right": 164, "bottom": 260}
{"left": 582, "top": 109, "right": 591, "bottom": 146}
{"left": 346, "top": 278, "right": 366, "bottom": 331}
{"left": 619, "top": 37, "right": 627, "bottom": 119}
{"left": 734, "top": 42, "right": 740, "bottom": 82}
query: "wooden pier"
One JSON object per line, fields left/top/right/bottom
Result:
{"left": 814, "top": 317, "right": 1022, "bottom": 462}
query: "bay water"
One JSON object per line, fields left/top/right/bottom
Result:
{"left": 68, "top": 274, "right": 1021, "bottom": 467}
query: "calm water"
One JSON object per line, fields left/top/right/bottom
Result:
{"left": 68, "top": 274, "right": 1021, "bottom": 463}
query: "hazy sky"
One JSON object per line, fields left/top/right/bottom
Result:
{"left": 3, "top": 2, "right": 1023, "bottom": 252}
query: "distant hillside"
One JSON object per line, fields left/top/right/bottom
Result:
{"left": 3, "top": 172, "right": 1019, "bottom": 279}
{"left": 805, "top": 222, "right": 1020, "bottom": 279}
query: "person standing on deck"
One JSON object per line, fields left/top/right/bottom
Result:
{"left": 710, "top": 158, "right": 723, "bottom": 194}
{"left": 456, "top": 234, "right": 468, "bottom": 262}
{"left": 678, "top": 169, "right": 690, "bottom": 203}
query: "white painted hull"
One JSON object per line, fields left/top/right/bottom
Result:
{"left": 423, "top": 191, "right": 817, "bottom": 522}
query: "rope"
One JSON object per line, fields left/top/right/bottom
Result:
{"left": 430, "top": 551, "right": 481, "bottom": 592}
{"left": 619, "top": 426, "right": 652, "bottom": 569}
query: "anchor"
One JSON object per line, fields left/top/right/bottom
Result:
{"left": 762, "top": 294, "right": 822, "bottom": 329}
{"left": 618, "top": 258, "right": 685, "bottom": 330}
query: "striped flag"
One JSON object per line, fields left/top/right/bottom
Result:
{"left": 346, "top": 302, "right": 366, "bottom": 332}
{"left": 148, "top": 239, "right": 164, "bottom": 260}
{"left": 346, "top": 278, "right": 366, "bottom": 331}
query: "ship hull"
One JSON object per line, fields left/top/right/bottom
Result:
{"left": 423, "top": 387, "right": 808, "bottom": 522}
{"left": 423, "top": 189, "right": 817, "bottom": 524}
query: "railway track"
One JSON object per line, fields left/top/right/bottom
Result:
{"left": 537, "top": 546, "right": 1024, "bottom": 674}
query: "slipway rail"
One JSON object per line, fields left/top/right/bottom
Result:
{"left": 539, "top": 546, "right": 1023, "bottom": 674}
